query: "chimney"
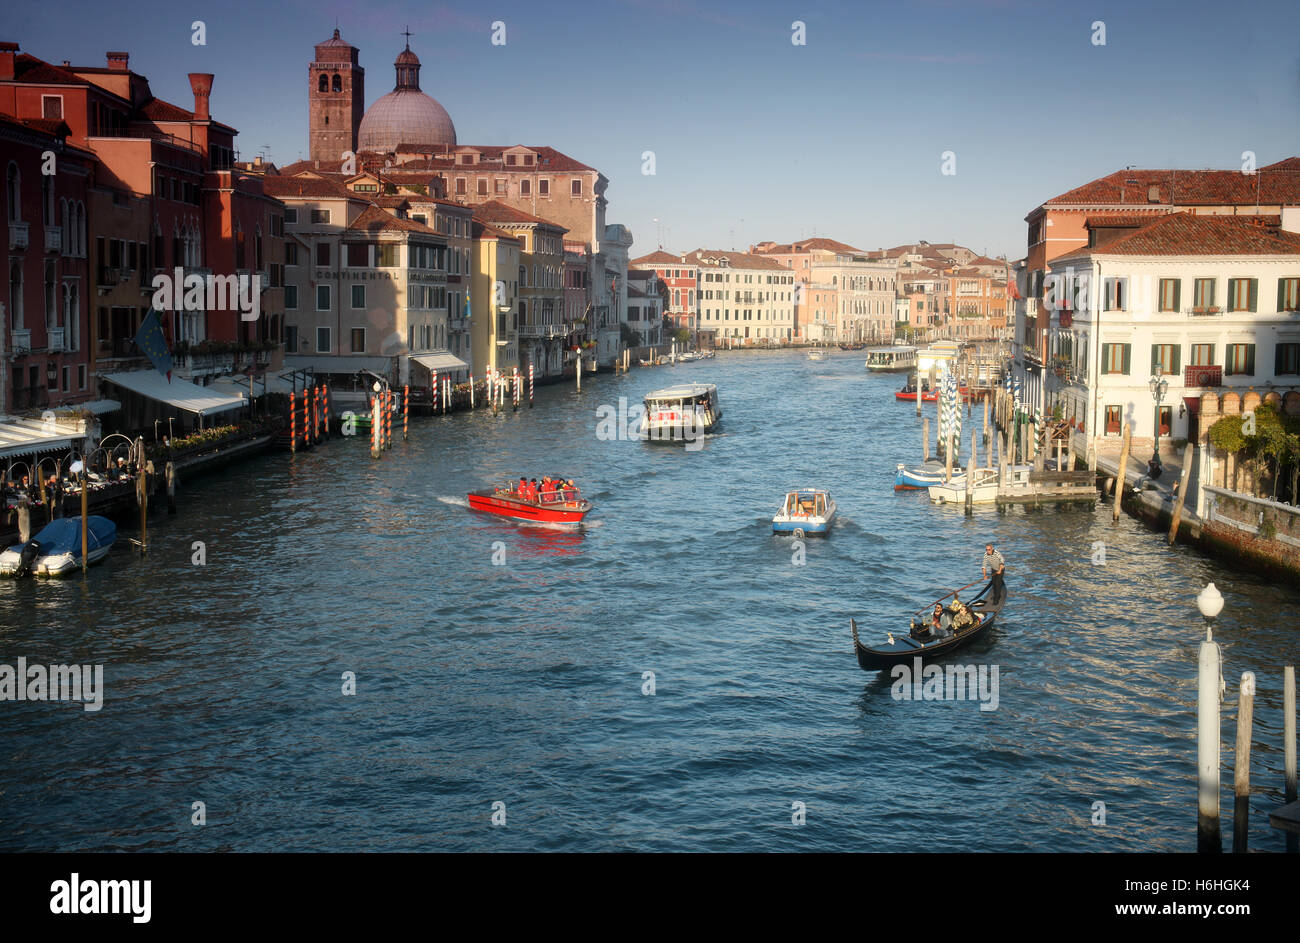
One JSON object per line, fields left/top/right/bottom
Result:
{"left": 106, "top": 51, "right": 129, "bottom": 71}
{"left": 188, "top": 73, "right": 213, "bottom": 120}
{"left": 0, "top": 42, "right": 19, "bottom": 81}
{"left": 1147, "top": 185, "right": 1160, "bottom": 203}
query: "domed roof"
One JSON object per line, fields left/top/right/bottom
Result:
{"left": 357, "top": 41, "right": 456, "bottom": 154}
{"left": 358, "top": 90, "right": 456, "bottom": 153}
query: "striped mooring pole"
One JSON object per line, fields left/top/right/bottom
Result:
{"left": 469, "top": 374, "right": 475, "bottom": 409}
{"left": 289, "top": 390, "right": 296, "bottom": 454}
{"left": 512, "top": 368, "right": 519, "bottom": 411}
{"left": 322, "top": 385, "right": 330, "bottom": 438}
{"left": 403, "top": 384, "right": 409, "bottom": 441}
{"left": 528, "top": 362, "right": 534, "bottom": 407}
{"left": 432, "top": 372, "right": 438, "bottom": 413}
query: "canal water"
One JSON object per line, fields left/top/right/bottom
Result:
{"left": 2, "top": 350, "right": 1297, "bottom": 852}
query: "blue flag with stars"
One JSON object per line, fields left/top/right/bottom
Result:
{"left": 134, "top": 310, "right": 172, "bottom": 382}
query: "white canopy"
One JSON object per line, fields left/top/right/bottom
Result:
{"left": 101, "top": 371, "right": 245, "bottom": 417}
{"left": 0, "top": 418, "right": 81, "bottom": 461}
{"left": 411, "top": 352, "right": 470, "bottom": 372}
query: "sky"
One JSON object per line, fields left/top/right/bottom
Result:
{"left": 8, "top": 0, "right": 1299, "bottom": 260}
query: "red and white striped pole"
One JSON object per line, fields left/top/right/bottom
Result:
{"left": 512, "top": 368, "right": 519, "bottom": 411}
{"left": 432, "top": 372, "right": 438, "bottom": 413}
{"left": 289, "top": 389, "right": 296, "bottom": 454}
{"left": 322, "top": 385, "right": 330, "bottom": 438}
{"left": 528, "top": 362, "right": 534, "bottom": 408}
{"left": 403, "top": 384, "right": 409, "bottom": 441}
{"left": 370, "top": 392, "right": 381, "bottom": 458}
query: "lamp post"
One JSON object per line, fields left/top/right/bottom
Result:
{"left": 1196, "top": 582, "right": 1225, "bottom": 853}
{"left": 1148, "top": 364, "right": 1169, "bottom": 477}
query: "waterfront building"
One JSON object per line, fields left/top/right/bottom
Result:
{"left": 751, "top": 239, "right": 894, "bottom": 342}
{"left": 1016, "top": 158, "right": 1300, "bottom": 424}
{"left": 629, "top": 250, "right": 697, "bottom": 335}
{"left": 267, "top": 174, "right": 451, "bottom": 388}
{"left": 1044, "top": 212, "right": 1300, "bottom": 457}
{"left": 472, "top": 200, "right": 567, "bottom": 380}
{"left": 688, "top": 249, "right": 796, "bottom": 345}
{"left": 1, "top": 111, "right": 94, "bottom": 413}
{"left": 1, "top": 42, "right": 286, "bottom": 421}
{"left": 468, "top": 216, "right": 521, "bottom": 379}
{"left": 945, "top": 257, "right": 1011, "bottom": 340}
{"left": 625, "top": 268, "right": 664, "bottom": 349}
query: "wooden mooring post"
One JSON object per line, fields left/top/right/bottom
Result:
{"left": 982, "top": 393, "right": 989, "bottom": 442}
{"left": 1233, "top": 671, "right": 1255, "bottom": 852}
{"left": 915, "top": 368, "right": 921, "bottom": 418}
{"left": 1285, "top": 666, "right": 1297, "bottom": 853}
{"left": 1113, "top": 423, "right": 1132, "bottom": 522}
{"left": 1198, "top": 622, "right": 1222, "bottom": 853}
{"left": 922, "top": 418, "right": 930, "bottom": 463}
{"left": 1168, "top": 443, "right": 1195, "bottom": 544}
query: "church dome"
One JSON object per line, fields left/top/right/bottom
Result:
{"left": 357, "top": 43, "right": 456, "bottom": 154}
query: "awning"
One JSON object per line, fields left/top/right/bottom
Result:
{"left": 284, "top": 355, "right": 393, "bottom": 375}
{"left": 209, "top": 372, "right": 298, "bottom": 398}
{"left": 0, "top": 419, "right": 80, "bottom": 461}
{"left": 411, "top": 352, "right": 469, "bottom": 372}
{"left": 75, "top": 399, "right": 122, "bottom": 416}
{"left": 101, "top": 371, "right": 245, "bottom": 417}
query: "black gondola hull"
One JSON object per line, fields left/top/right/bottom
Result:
{"left": 850, "top": 580, "right": 1006, "bottom": 672}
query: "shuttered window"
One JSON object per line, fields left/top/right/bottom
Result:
{"left": 1102, "top": 342, "right": 1131, "bottom": 374}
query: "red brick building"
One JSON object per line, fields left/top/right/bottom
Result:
{"left": 629, "top": 250, "right": 694, "bottom": 333}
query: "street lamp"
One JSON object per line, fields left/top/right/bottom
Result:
{"left": 1148, "top": 364, "right": 1169, "bottom": 477}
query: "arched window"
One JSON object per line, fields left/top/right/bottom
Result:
{"left": 318, "top": 73, "right": 328, "bottom": 93}
{"left": 6, "top": 163, "right": 20, "bottom": 221}
{"left": 9, "top": 259, "right": 23, "bottom": 329}
{"left": 332, "top": 74, "right": 342, "bottom": 93}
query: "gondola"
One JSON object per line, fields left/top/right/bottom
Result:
{"left": 850, "top": 578, "right": 1005, "bottom": 671}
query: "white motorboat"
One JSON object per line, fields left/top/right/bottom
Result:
{"left": 927, "top": 467, "right": 1000, "bottom": 504}
{"left": 772, "top": 488, "right": 836, "bottom": 537}
{"left": 807, "top": 349, "right": 827, "bottom": 361}
{"left": 0, "top": 516, "right": 117, "bottom": 578}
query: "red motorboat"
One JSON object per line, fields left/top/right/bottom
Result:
{"left": 895, "top": 383, "right": 969, "bottom": 403}
{"left": 466, "top": 486, "right": 593, "bottom": 526}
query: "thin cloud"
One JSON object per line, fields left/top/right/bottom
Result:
{"left": 855, "top": 51, "right": 995, "bottom": 65}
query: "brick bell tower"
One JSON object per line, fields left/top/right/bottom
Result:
{"left": 309, "top": 29, "right": 364, "bottom": 164}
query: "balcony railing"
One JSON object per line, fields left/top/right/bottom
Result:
{"left": 1185, "top": 365, "right": 1222, "bottom": 388}
{"left": 47, "top": 327, "right": 65, "bottom": 351}
{"left": 44, "top": 226, "right": 62, "bottom": 253}
{"left": 11, "top": 328, "right": 31, "bottom": 353}
{"left": 9, "top": 221, "right": 29, "bottom": 250}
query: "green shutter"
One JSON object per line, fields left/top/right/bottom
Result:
{"left": 1246, "top": 345, "right": 1255, "bottom": 376}
{"left": 1172, "top": 279, "right": 1181, "bottom": 312}
{"left": 1249, "top": 278, "right": 1258, "bottom": 312}
{"left": 1122, "top": 344, "right": 1131, "bottom": 375}
{"left": 1151, "top": 344, "right": 1160, "bottom": 370}
{"left": 1172, "top": 345, "right": 1181, "bottom": 376}
{"left": 1281, "top": 279, "right": 1288, "bottom": 313}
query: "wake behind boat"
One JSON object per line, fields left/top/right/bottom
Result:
{"left": 466, "top": 478, "right": 593, "bottom": 526}
{"left": 850, "top": 579, "right": 1005, "bottom": 671}
{"left": 0, "top": 515, "right": 117, "bottom": 577}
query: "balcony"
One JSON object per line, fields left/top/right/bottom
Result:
{"left": 44, "top": 226, "right": 62, "bottom": 253}
{"left": 1185, "top": 365, "right": 1222, "bottom": 388}
{"left": 98, "top": 266, "right": 121, "bottom": 287}
{"left": 11, "top": 329, "right": 31, "bottom": 354}
{"left": 9, "top": 221, "right": 29, "bottom": 250}
{"left": 47, "top": 327, "right": 65, "bottom": 351}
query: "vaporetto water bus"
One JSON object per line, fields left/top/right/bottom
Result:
{"left": 640, "top": 383, "right": 722, "bottom": 443}
{"left": 865, "top": 345, "right": 918, "bottom": 372}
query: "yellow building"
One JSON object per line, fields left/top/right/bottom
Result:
{"left": 469, "top": 217, "right": 520, "bottom": 378}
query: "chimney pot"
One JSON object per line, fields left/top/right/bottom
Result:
{"left": 188, "top": 72, "right": 213, "bottom": 120}
{"left": 0, "top": 41, "right": 19, "bottom": 81}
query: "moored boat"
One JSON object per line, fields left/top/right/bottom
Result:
{"left": 771, "top": 488, "right": 836, "bottom": 537}
{"left": 927, "top": 467, "right": 1000, "bottom": 504}
{"left": 640, "top": 383, "right": 722, "bottom": 443}
{"left": 0, "top": 516, "right": 117, "bottom": 578}
{"left": 850, "top": 578, "right": 1005, "bottom": 671}
{"left": 894, "top": 460, "right": 963, "bottom": 490}
{"left": 466, "top": 484, "right": 593, "bottom": 526}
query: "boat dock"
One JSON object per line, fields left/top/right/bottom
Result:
{"left": 997, "top": 468, "right": 1098, "bottom": 505}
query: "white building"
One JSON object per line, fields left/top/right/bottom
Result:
{"left": 1045, "top": 213, "right": 1300, "bottom": 455}
{"left": 688, "top": 249, "right": 796, "bottom": 344}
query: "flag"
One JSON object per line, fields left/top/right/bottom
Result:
{"left": 464, "top": 291, "right": 471, "bottom": 318}
{"left": 134, "top": 310, "right": 173, "bottom": 382}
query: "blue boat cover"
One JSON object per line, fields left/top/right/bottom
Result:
{"left": 26, "top": 516, "right": 117, "bottom": 558}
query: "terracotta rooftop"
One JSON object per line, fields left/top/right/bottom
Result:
{"left": 630, "top": 250, "right": 684, "bottom": 266}
{"left": 260, "top": 175, "right": 358, "bottom": 200}
{"left": 345, "top": 204, "right": 442, "bottom": 237}
{"left": 1041, "top": 162, "right": 1300, "bottom": 209}
{"left": 471, "top": 219, "right": 521, "bottom": 243}
{"left": 686, "top": 249, "right": 790, "bottom": 270}
{"left": 1055, "top": 213, "right": 1300, "bottom": 260}
{"left": 471, "top": 199, "right": 567, "bottom": 231}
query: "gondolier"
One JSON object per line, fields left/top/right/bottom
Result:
{"left": 982, "top": 544, "right": 1005, "bottom": 602}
